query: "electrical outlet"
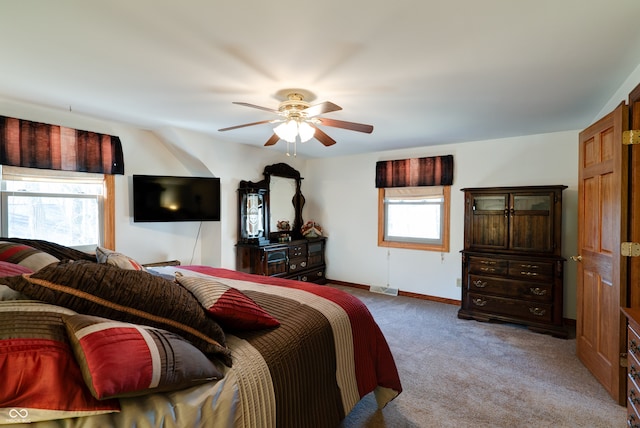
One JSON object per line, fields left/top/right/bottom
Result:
{"left": 456, "top": 278, "right": 462, "bottom": 287}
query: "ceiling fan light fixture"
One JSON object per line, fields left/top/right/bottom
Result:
{"left": 298, "top": 121, "right": 315, "bottom": 142}
{"left": 220, "top": 89, "right": 372, "bottom": 154}
{"left": 274, "top": 120, "right": 297, "bottom": 142}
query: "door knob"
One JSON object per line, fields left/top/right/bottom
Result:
{"left": 570, "top": 255, "right": 582, "bottom": 262}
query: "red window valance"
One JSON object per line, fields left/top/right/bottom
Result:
{"left": 0, "top": 116, "right": 124, "bottom": 175}
{"left": 375, "top": 155, "right": 453, "bottom": 188}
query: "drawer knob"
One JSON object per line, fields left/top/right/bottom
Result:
{"left": 520, "top": 264, "right": 539, "bottom": 269}
{"left": 520, "top": 271, "right": 539, "bottom": 276}
{"left": 480, "top": 260, "right": 497, "bottom": 265}
{"left": 530, "top": 287, "right": 547, "bottom": 296}
{"left": 301, "top": 261, "right": 307, "bottom": 267}
{"left": 473, "top": 279, "right": 487, "bottom": 288}
{"left": 631, "top": 388, "right": 640, "bottom": 405}
{"left": 480, "top": 267, "right": 496, "bottom": 272}
{"left": 529, "top": 307, "right": 546, "bottom": 317}
{"left": 631, "top": 365, "right": 640, "bottom": 380}
{"left": 301, "top": 276, "right": 308, "bottom": 282}
{"left": 472, "top": 298, "right": 487, "bottom": 307}
{"left": 316, "top": 271, "right": 323, "bottom": 276}
{"left": 290, "top": 263, "right": 297, "bottom": 270}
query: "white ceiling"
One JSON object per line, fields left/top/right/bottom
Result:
{"left": 2, "top": 0, "right": 640, "bottom": 158}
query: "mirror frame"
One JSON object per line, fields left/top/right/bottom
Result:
{"left": 264, "top": 163, "right": 305, "bottom": 241}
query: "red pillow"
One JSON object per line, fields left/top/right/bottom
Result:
{"left": 176, "top": 275, "right": 280, "bottom": 330}
{"left": 0, "top": 301, "right": 119, "bottom": 424}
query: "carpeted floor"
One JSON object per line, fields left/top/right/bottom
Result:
{"left": 335, "top": 285, "right": 625, "bottom": 428}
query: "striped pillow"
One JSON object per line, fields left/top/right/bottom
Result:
{"left": 95, "top": 246, "right": 145, "bottom": 271}
{"left": 63, "top": 314, "right": 224, "bottom": 399}
{"left": 0, "top": 241, "right": 59, "bottom": 272}
{"left": 176, "top": 274, "right": 280, "bottom": 330}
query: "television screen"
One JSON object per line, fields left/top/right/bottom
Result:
{"left": 132, "top": 175, "right": 220, "bottom": 222}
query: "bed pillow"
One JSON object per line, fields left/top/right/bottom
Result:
{"left": 0, "top": 238, "right": 95, "bottom": 262}
{"left": 0, "top": 262, "right": 32, "bottom": 301}
{"left": 0, "top": 301, "right": 119, "bottom": 425}
{"left": 0, "top": 241, "right": 59, "bottom": 272}
{"left": 95, "top": 246, "right": 145, "bottom": 271}
{"left": 0, "top": 261, "right": 232, "bottom": 366}
{"left": 63, "top": 314, "right": 224, "bottom": 399}
{"left": 176, "top": 274, "right": 280, "bottom": 330}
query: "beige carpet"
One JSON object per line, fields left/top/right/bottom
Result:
{"left": 335, "top": 285, "right": 624, "bottom": 428}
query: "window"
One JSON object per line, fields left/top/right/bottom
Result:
{"left": 0, "top": 166, "right": 115, "bottom": 252}
{"left": 378, "top": 185, "right": 450, "bottom": 252}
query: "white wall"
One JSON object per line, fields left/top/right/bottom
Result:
{"left": 304, "top": 130, "right": 579, "bottom": 318}
{"left": 596, "top": 61, "right": 640, "bottom": 121}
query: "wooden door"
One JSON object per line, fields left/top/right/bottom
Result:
{"left": 627, "top": 86, "right": 640, "bottom": 308}
{"left": 576, "top": 102, "right": 628, "bottom": 404}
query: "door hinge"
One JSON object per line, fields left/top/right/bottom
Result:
{"left": 623, "top": 130, "right": 640, "bottom": 145}
{"left": 621, "top": 353, "right": 628, "bottom": 368}
{"left": 621, "top": 242, "right": 640, "bottom": 257}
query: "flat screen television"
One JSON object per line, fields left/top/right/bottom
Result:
{"left": 132, "top": 175, "right": 221, "bottom": 222}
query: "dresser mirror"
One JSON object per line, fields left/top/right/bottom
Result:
{"left": 264, "top": 163, "right": 305, "bottom": 241}
{"left": 238, "top": 163, "right": 304, "bottom": 245}
{"left": 269, "top": 175, "right": 296, "bottom": 232}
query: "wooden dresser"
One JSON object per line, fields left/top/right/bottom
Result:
{"left": 236, "top": 237, "right": 326, "bottom": 284}
{"left": 458, "top": 185, "right": 567, "bottom": 338}
{"left": 623, "top": 308, "right": 640, "bottom": 427}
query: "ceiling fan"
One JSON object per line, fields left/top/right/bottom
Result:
{"left": 218, "top": 90, "right": 373, "bottom": 154}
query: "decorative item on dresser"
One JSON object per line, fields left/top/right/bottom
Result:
{"left": 623, "top": 308, "right": 640, "bottom": 427}
{"left": 236, "top": 163, "right": 327, "bottom": 284}
{"left": 458, "top": 185, "right": 567, "bottom": 338}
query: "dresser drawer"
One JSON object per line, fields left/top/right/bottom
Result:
{"left": 468, "top": 256, "right": 508, "bottom": 275}
{"left": 508, "top": 260, "right": 554, "bottom": 282}
{"left": 467, "top": 293, "right": 553, "bottom": 323}
{"left": 288, "top": 257, "right": 308, "bottom": 272}
{"left": 289, "top": 243, "right": 307, "bottom": 258}
{"left": 629, "top": 351, "right": 640, "bottom": 425}
{"left": 630, "top": 323, "right": 640, "bottom": 355}
{"left": 468, "top": 275, "right": 553, "bottom": 302}
{"left": 293, "top": 267, "right": 325, "bottom": 283}
{"left": 627, "top": 403, "right": 640, "bottom": 428}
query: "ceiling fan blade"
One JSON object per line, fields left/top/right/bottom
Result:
{"left": 317, "top": 117, "right": 373, "bottom": 134}
{"left": 311, "top": 125, "right": 336, "bottom": 146}
{"left": 232, "top": 102, "right": 280, "bottom": 114}
{"left": 218, "top": 119, "right": 273, "bottom": 132}
{"left": 303, "top": 101, "right": 342, "bottom": 117}
{"left": 264, "top": 133, "right": 280, "bottom": 146}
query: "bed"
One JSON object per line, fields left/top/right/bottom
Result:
{"left": 0, "top": 239, "right": 402, "bottom": 427}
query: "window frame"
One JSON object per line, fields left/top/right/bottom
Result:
{"left": 377, "top": 185, "right": 450, "bottom": 252}
{"left": 0, "top": 166, "right": 115, "bottom": 250}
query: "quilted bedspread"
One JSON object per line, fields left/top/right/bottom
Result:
{"left": 179, "top": 266, "right": 403, "bottom": 427}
